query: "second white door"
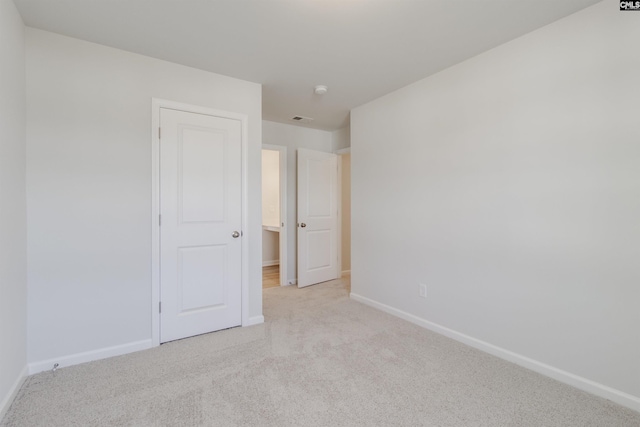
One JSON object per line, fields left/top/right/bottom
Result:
{"left": 297, "top": 148, "right": 339, "bottom": 287}
{"left": 160, "top": 108, "right": 242, "bottom": 343}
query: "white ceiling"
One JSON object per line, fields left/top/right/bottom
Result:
{"left": 15, "top": 0, "right": 600, "bottom": 131}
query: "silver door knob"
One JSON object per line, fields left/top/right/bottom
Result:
{"left": 232, "top": 231, "right": 240, "bottom": 238}
{"left": 300, "top": 223, "right": 307, "bottom": 228}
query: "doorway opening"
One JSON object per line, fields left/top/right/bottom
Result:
{"left": 262, "top": 146, "right": 287, "bottom": 288}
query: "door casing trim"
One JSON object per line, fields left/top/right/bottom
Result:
{"left": 151, "top": 98, "right": 250, "bottom": 347}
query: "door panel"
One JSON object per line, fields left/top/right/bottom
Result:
{"left": 160, "top": 108, "right": 242, "bottom": 343}
{"left": 306, "top": 230, "right": 331, "bottom": 269}
{"left": 178, "top": 245, "right": 226, "bottom": 312}
{"left": 308, "top": 159, "right": 332, "bottom": 216}
{"left": 179, "top": 128, "right": 226, "bottom": 223}
{"left": 298, "top": 149, "right": 339, "bottom": 287}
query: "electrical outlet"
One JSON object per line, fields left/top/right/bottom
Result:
{"left": 419, "top": 283, "right": 427, "bottom": 298}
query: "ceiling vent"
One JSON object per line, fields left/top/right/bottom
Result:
{"left": 291, "top": 115, "right": 314, "bottom": 122}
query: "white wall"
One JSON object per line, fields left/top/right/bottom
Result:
{"left": 351, "top": 1, "right": 640, "bottom": 410}
{"left": 0, "top": 0, "right": 27, "bottom": 417}
{"left": 262, "top": 120, "right": 332, "bottom": 284}
{"left": 261, "top": 149, "right": 280, "bottom": 228}
{"left": 332, "top": 124, "right": 350, "bottom": 152}
{"left": 26, "top": 28, "right": 262, "bottom": 368}
{"left": 262, "top": 230, "right": 279, "bottom": 266}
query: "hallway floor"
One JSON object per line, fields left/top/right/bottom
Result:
{"left": 262, "top": 265, "right": 280, "bottom": 288}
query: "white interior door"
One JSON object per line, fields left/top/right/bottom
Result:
{"left": 297, "top": 148, "right": 339, "bottom": 287}
{"left": 160, "top": 108, "right": 242, "bottom": 343}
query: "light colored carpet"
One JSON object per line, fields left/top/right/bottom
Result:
{"left": 2, "top": 276, "right": 639, "bottom": 426}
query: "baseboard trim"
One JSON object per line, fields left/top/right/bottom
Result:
{"left": 262, "top": 260, "right": 280, "bottom": 267}
{"left": 28, "top": 339, "right": 153, "bottom": 375}
{"left": 350, "top": 292, "right": 640, "bottom": 413}
{"left": 0, "top": 365, "right": 27, "bottom": 421}
{"left": 246, "top": 315, "right": 264, "bottom": 326}
{"left": 341, "top": 270, "right": 351, "bottom": 275}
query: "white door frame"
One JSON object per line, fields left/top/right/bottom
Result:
{"left": 151, "top": 98, "right": 250, "bottom": 347}
{"left": 262, "top": 144, "right": 288, "bottom": 286}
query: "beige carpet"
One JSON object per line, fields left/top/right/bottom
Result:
{"left": 2, "top": 276, "right": 639, "bottom": 426}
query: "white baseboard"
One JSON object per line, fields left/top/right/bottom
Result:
{"left": 287, "top": 279, "right": 297, "bottom": 286}
{"left": 262, "top": 260, "right": 280, "bottom": 267}
{"left": 350, "top": 293, "right": 640, "bottom": 413}
{"left": 0, "top": 365, "right": 27, "bottom": 421}
{"left": 28, "top": 339, "right": 153, "bottom": 375}
{"left": 246, "top": 315, "right": 264, "bottom": 326}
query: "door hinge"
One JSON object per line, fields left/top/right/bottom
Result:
{"left": 159, "top": 301, "right": 162, "bottom": 313}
